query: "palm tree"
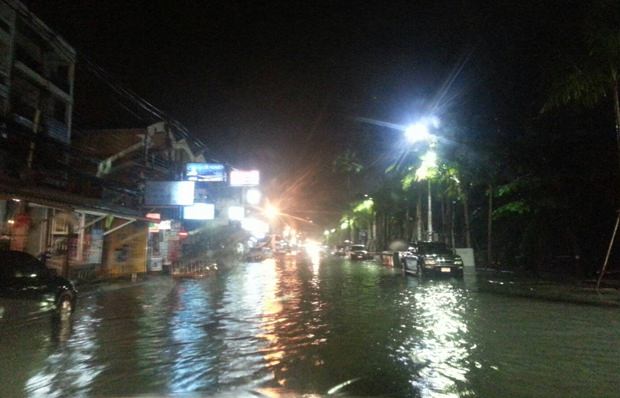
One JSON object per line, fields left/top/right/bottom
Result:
{"left": 544, "top": 1, "right": 620, "bottom": 169}
{"left": 543, "top": 1, "right": 620, "bottom": 287}
{"left": 332, "top": 149, "right": 363, "bottom": 198}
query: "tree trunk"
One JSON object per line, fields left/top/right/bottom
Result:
{"left": 450, "top": 200, "right": 456, "bottom": 249}
{"left": 416, "top": 191, "right": 422, "bottom": 242}
{"left": 614, "top": 80, "right": 620, "bottom": 176}
{"left": 487, "top": 184, "right": 494, "bottom": 267}
{"left": 384, "top": 212, "right": 389, "bottom": 245}
{"left": 347, "top": 174, "right": 351, "bottom": 200}
{"left": 427, "top": 179, "right": 432, "bottom": 241}
{"left": 463, "top": 190, "right": 472, "bottom": 248}
{"left": 441, "top": 194, "right": 447, "bottom": 244}
{"left": 405, "top": 208, "right": 411, "bottom": 242}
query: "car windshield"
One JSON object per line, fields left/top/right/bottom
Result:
{"left": 417, "top": 243, "right": 452, "bottom": 255}
{"left": 4, "top": 3, "right": 620, "bottom": 398}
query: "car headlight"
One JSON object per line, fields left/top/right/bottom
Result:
{"left": 426, "top": 258, "right": 437, "bottom": 265}
{"left": 454, "top": 258, "right": 463, "bottom": 264}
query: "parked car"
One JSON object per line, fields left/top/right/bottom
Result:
{"left": 0, "top": 250, "right": 77, "bottom": 320}
{"left": 402, "top": 242, "right": 463, "bottom": 278}
{"left": 350, "top": 244, "right": 372, "bottom": 261}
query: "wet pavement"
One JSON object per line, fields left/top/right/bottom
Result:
{"left": 1, "top": 255, "right": 620, "bottom": 397}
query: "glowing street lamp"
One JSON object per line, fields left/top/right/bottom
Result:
{"left": 404, "top": 116, "right": 439, "bottom": 144}
{"left": 405, "top": 122, "right": 432, "bottom": 144}
{"left": 265, "top": 204, "right": 279, "bottom": 220}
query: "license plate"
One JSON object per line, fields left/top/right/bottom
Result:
{"left": 441, "top": 267, "right": 451, "bottom": 273}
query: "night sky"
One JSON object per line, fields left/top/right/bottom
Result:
{"left": 26, "top": 1, "right": 592, "bottom": 226}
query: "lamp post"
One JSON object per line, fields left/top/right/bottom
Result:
{"left": 416, "top": 149, "right": 437, "bottom": 241}
{"left": 406, "top": 117, "right": 439, "bottom": 242}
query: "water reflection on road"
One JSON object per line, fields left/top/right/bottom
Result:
{"left": 1, "top": 255, "right": 619, "bottom": 397}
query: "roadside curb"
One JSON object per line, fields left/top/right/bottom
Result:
{"left": 477, "top": 281, "right": 620, "bottom": 308}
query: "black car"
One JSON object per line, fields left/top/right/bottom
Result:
{"left": 0, "top": 250, "right": 77, "bottom": 320}
{"left": 402, "top": 242, "right": 464, "bottom": 278}
{"left": 349, "top": 244, "right": 372, "bottom": 261}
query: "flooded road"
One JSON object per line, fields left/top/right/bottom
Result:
{"left": 1, "top": 256, "right": 619, "bottom": 397}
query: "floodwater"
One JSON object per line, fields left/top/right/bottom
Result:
{"left": 1, "top": 255, "right": 619, "bottom": 397}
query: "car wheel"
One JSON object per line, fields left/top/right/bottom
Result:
{"left": 55, "top": 292, "right": 74, "bottom": 320}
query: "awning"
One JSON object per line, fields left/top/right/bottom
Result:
{"left": 0, "top": 177, "right": 149, "bottom": 223}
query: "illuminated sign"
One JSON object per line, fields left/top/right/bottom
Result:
{"left": 185, "top": 163, "right": 226, "bottom": 182}
{"left": 146, "top": 213, "right": 161, "bottom": 221}
{"left": 158, "top": 220, "right": 172, "bottom": 230}
{"left": 241, "top": 217, "right": 269, "bottom": 239}
{"left": 228, "top": 206, "right": 245, "bottom": 221}
{"left": 230, "top": 170, "right": 260, "bottom": 186}
{"left": 183, "top": 203, "right": 215, "bottom": 220}
{"left": 245, "top": 188, "right": 261, "bottom": 205}
{"left": 144, "top": 181, "right": 195, "bottom": 206}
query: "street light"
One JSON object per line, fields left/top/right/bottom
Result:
{"left": 265, "top": 204, "right": 279, "bottom": 220}
{"left": 404, "top": 122, "right": 432, "bottom": 144}
{"left": 404, "top": 116, "right": 439, "bottom": 144}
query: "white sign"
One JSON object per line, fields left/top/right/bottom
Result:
{"left": 87, "top": 229, "right": 103, "bottom": 264}
{"left": 230, "top": 170, "right": 260, "bottom": 186}
{"left": 158, "top": 220, "right": 172, "bottom": 230}
{"left": 241, "top": 217, "right": 269, "bottom": 239}
{"left": 183, "top": 203, "right": 215, "bottom": 220}
{"left": 228, "top": 206, "right": 245, "bottom": 221}
{"left": 144, "top": 181, "right": 195, "bottom": 206}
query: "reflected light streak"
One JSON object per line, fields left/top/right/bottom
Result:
{"left": 303, "top": 240, "right": 322, "bottom": 276}
{"left": 408, "top": 284, "right": 469, "bottom": 398}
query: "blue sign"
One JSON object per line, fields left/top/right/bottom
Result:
{"left": 185, "top": 163, "right": 226, "bottom": 182}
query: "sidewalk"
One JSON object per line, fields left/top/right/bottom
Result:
{"left": 74, "top": 274, "right": 164, "bottom": 297}
{"left": 475, "top": 270, "right": 620, "bottom": 307}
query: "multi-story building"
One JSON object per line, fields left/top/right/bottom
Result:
{"left": 0, "top": 0, "right": 75, "bottom": 143}
{"left": 0, "top": 0, "right": 146, "bottom": 279}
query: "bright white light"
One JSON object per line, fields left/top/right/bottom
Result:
{"left": 246, "top": 188, "right": 261, "bottom": 205}
{"left": 241, "top": 217, "right": 269, "bottom": 238}
{"left": 228, "top": 206, "right": 245, "bottom": 221}
{"left": 405, "top": 122, "right": 431, "bottom": 143}
{"left": 304, "top": 239, "right": 322, "bottom": 270}
{"left": 158, "top": 220, "right": 172, "bottom": 230}
{"left": 265, "top": 204, "right": 279, "bottom": 220}
{"left": 324, "top": 230, "right": 330, "bottom": 236}
{"left": 183, "top": 203, "right": 215, "bottom": 220}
